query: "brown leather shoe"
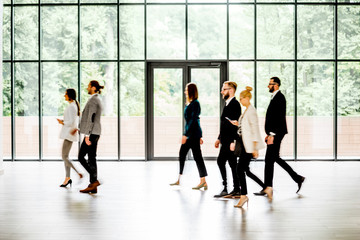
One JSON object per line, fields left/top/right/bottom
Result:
{"left": 80, "top": 185, "right": 97, "bottom": 194}
{"left": 92, "top": 180, "right": 100, "bottom": 188}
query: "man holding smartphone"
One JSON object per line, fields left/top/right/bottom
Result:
{"left": 214, "top": 81, "right": 242, "bottom": 198}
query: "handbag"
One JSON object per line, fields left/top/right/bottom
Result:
{"left": 234, "top": 136, "right": 243, "bottom": 156}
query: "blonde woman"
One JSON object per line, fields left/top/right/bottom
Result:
{"left": 57, "top": 88, "right": 83, "bottom": 187}
{"left": 230, "top": 86, "right": 265, "bottom": 207}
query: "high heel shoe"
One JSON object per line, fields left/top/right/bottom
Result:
{"left": 234, "top": 196, "right": 249, "bottom": 208}
{"left": 169, "top": 180, "right": 180, "bottom": 186}
{"left": 264, "top": 187, "right": 273, "bottom": 202}
{"left": 192, "top": 182, "right": 208, "bottom": 190}
{"left": 60, "top": 179, "right": 72, "bottom": 188}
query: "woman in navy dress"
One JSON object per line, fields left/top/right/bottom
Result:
{"left": 170, "top": 83, "right": 208, "bottom": 190}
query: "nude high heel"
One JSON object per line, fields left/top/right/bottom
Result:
{"left": 192, "top": 182, "right": 208, "bottom": 190}
{"left": 234, "top": 196, "right": 249, "bottom": 208}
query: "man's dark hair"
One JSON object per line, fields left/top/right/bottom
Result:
{"left": 271, "top": 77, "right": 281, "bottom": 86}
{"left": 90, "top": 80, "right": 105, "bottom": 94}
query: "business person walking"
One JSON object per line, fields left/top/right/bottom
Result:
{"left": 78, "top": 80, "right": 104, "bottom": 194}
{"left": 229, "top": 86, "right": 266, "bottom": 208}
{"left": 214, "top": 81, "right": 241, "bottom": 198}
{"left": 257, "top": 77, "right": 305, "bottom": 201}
{"left": 57, "top": 88, "right": 83, "bottom": 187}
{"left": 170, "top": 83, "right": 208, "bottom": 190}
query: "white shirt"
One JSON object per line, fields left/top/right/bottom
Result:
{"left": 271, "top": 90, "right": 280, "bottom": 99}
{"left": 225, "top": 96, "right": 235, "bottom": 106}
{"left": 59, "top": 101, "right": 79, "bottom": 142}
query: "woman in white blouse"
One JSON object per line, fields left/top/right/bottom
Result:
{"left": 230, "top": 86, "right": 266, "bottom": 208}
{"left": 57, "top": 88, "right": 83, "bottom": 187}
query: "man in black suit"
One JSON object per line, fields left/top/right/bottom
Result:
{"left": 214, "top": 81, "right": 242, "bottom": 198}
{"left": 256, "top": 77, "right": 305, "bottom": 201}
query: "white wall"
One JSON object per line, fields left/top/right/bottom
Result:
{"left": 0, "top": 1, "right": 4, "bottom": 175}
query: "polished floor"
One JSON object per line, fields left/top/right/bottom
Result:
{"left": 0, "top": 160, "right": 360, "bottom": 240}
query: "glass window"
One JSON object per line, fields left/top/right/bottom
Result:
{"left": 229, "top": 6, "right": 254, "bottom": 59}
{"left": 42, "top": 63, "right": 78, "bottom": 160}
{"left": 257, "top": 62, "right": 295, "bottom": 159}
{"left": 191, "top": 68, "right": 220, "bottom": 157}
{"left": 42, "top": 6, "right": 78, "bottom": 60}
{"left": 2, "top": 63, "right": 12, "bottom": 159}
{"left": 120, "top": 5, "right": 144, "bottom": 60}
{"left": 257, "top": 5, "right": 294, "bottom": 59}
{"left": 337, "top": 62, "right": 360, "bottom": 159}
{"left": 188, "top": 5, "right": 227, "bottom": 59}
{"left": 230, "top": 0, "right": 253, "bottom": 2}
{"left": 15, "top": 0, "right": 38, "bottom": 3}
{"left": 81, "top": 6, "right": 117, "bottom": 60}
{"left": 42, "top": 0, "right": 77, "bottom": 3}
{"left": 188, "top": 0, "right": 226, "bottom": 2}
{"left": 14, "top": 7, "right": 39, "bottom": 60}
{"left": 15, "top": 63, "right": 39, "bottom": 159}
{"left": 120, "top": 62, "right": 145, "bottom": 159}
{"left": 229, "top": 62, "right": 254, "bottom": 102}
{"left": 297, "top": 62, "right": 334, "bottom": 159}
{"left": 120, "top": 0, "right": 143, "bottom": 3}
{"left": 3, "top": 7, "right": 10, "bottom": 61}
{"left": 153, "top": 68, "right": 183, "bottom": 157}
{"left": 148, "top": 0, "right": 184, "bottom": 2}
{"left": 338, "top": 6, "right": 360, "bottom": 59}
{"left": 258, "top": 0, "right": 293, "bottom": 2}
{"left": 299, "top": 0, "right": 334, "bottom": 2}
{"left": 147, "top": 5, "right": 185, "bottom": 60}
{"left": 81, "top": 62, "right": 118, "bottom": 160}
{"left": 81, "top": 0, "right": 117, "bottom": 2}
{"left": 297, "top": 5, "right": 334, "bottom": 59}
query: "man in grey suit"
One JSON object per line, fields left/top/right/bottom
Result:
{"left": 78, "top": 80, "right": 104, "bottom": 194}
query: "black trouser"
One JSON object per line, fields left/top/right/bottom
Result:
{"left": 179, "top": 137, "right": 207, "bottom": 178}
{"left": 78, "top": 134, "right": 100, "bottom": 183}
{"left": 217, "top": 142, "right": 239, "bottom": 190}
{"left": 264, "top": 134, "right": 302, "bottom": 187}
{"left": 236, "top": 137, "right": 265, "bottom": 195}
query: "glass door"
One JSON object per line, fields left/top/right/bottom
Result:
{"left": 152, "top": 68, "right": 184, "bottom": 158}
{"left": 147, "top": 62, "right": 226, "bottom": 160}
{"left": 190, "top": 68, "right": 221, "bottom": 157}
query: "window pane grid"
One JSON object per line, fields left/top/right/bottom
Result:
{"left": 2, "top": 2, "right": 360, "bottom": 160}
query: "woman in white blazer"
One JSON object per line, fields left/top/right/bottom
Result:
{"left": 230, "top": 86, "right": 266, "bottom": 208}
{"left": 57, "top": 89, "right": 83, "bottom": 187}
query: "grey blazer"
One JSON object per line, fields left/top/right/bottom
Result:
{"left": 79, "top": 94, "right": 102, "bottom": 135}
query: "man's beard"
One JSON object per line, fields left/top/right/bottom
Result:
{"left": 269, "top": 87, "right": 274, "bottom": 93}
{"left": 223, "top": 93, "right": 229, "bottom": 100}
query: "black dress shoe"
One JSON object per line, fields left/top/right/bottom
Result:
{"left": 253, "top": 189, "right": 266, "bottom": 196}
{"left": 296, "top": 176, "right": 305, "bottom": 193}
{"left": 224, "top": 190, "right": 241, "bottom": 198}
{"left": 214, "top": 189, "right": 228, "bottom": 198}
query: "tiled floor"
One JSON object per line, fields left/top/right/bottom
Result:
{"left": 0, "top": 161, "right": 360, "bottom": 240}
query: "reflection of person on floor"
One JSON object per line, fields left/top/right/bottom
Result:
{"left": 214, "top": 81, "right": 241, "bottom": 198}
{"left": 77, "top": 80, "right": 104, "bottom": 194}
{"left": 229, "top": 86, "right": 265, "bottom": 208}
{"left": 57, "top": 88, "right": 83, "bottom": 188}
{"left": 255, "top": 77, "right": 305, "bottom": 201}
{"left": 170, "top": 83, "right": 208, "bottom": 190}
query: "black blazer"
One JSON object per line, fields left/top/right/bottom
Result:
{"left": 184, "top": 99, "right": 202, "bottom": 139}
{"left": 218, "top": 97, "right": 241, "bottom": 144}
{"left": 265, "top": 91, "right": 288, "bottom": 136}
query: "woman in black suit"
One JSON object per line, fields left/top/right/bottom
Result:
{"left": 170, "top": 83, "right": 208, "bottom": 190}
